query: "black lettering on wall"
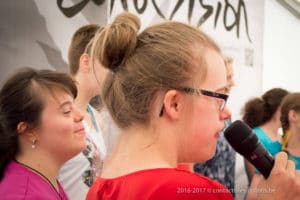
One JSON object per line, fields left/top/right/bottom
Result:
{"left": 169, "top": 0, "right": 184, "bottom": 21}
{"left": 152, "top": 0, "right": 165, "bottom": 19}
{"left": 133, "top": 0, "right": 147, "bottom": 14}
{"left": 57, "top": 0, "right": 105, "bottom": 17}
{"left": 188, "top": 0, "right": 195, "bottom": 23}
{"left": 214, "top": 2, "right": 222, "bottom": 28}
{"left": 56, "top": 0, "right": 253, "bottom": 42}
{"left": 110, "top": 0, "right": 128, "bottom": 15}
{"left": 223, "top": 0, "right": 251, "bottom": 42}
{"left": 197, "top": 0, "right": 213, "bottom": 27}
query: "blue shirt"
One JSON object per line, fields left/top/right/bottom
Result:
{"left": 254, "top": 127, "right": 300, "bottom": 170}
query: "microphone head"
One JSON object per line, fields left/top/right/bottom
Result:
{"left": 224, "top": 120, "right": 259, "bottom": 156}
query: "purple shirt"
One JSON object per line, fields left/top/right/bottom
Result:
{"left": 0, "top": 161, "right": 69, "bottom": 200}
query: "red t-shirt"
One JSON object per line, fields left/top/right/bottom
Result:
{"left": 87, "top": 168, "right": 233, "bottom": 200}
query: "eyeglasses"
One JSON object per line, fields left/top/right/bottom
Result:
{"left": 159, "top": 87, "right": 228, "bottom": 117}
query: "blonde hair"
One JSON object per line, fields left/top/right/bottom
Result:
{"left": 91, "top": 12, "right": 220, "bottom": 128}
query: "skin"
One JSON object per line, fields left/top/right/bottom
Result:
{"left": 177, "top": 49, "right": 231, "bottom": 163}
{"left": 98, "top": 45, "right": 300, "bottom": 200}
{"left": 101, "top": 47, "right": 231, "bottom": 178}
{"left": 16, "top": 89, "right": 85, "bottom": 190}
{"left": 285, "top": 110, "right": 300, "bottom": 156}
{"left": 75, "top": 53, "right": 108, "bottom": 129}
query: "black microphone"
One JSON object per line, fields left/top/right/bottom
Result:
{"left": 224, "top": 120, "right": 274, "bottom": 178}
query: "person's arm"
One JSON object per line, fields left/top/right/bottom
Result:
{"left": 245, "top": 173, "right": 262, "bottom": 200}
{"left": 244, "top": 159, "right": 256, "bottom": 183}
{"left": 246, "top": 152, "right": 300, "bottom": 200}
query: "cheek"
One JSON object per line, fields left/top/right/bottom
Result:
{"left": 187, "top": 104, "right": 220, "bottom": 143}
{"left": 188, "top": 102, "right": 220, "bottom": 132}
{"left": 41, "top": 118, "right": 74, "bottom": 141}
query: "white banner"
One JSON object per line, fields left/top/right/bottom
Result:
{"left": 0, "top": 0, "right": 264, "bottom": 120}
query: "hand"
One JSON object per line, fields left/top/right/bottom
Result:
{"left": 253, "top": 152, "right": 300, "bottom": 200}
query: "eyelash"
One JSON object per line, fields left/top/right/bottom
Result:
{"left": 63, "top": 109, "right": 72, "bottom": 115}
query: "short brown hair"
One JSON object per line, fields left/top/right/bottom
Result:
{"left": 68, "top": 24, "right": 101, "bottom": 75}
{"left": 280, "top": 92, "right": 300, "bottom": 133}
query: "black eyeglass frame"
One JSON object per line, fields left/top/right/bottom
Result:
{"left": 159, "top": 87, "right": 229, "bottom": 117}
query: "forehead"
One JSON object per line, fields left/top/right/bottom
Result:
{"left": 197, "top": 49, "right": 227, "bottom": 90}
{"left": 39, "top": 88, "right": 73, "bottom": 106}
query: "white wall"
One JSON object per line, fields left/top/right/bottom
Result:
{"left": 235, "top": 2, "right": 300, "bottom": 199}
{"left": 263, "top": 0, "right": 300, "bottom": 92}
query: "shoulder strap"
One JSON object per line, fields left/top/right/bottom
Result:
{"left": 87, "top": 104, "right": 99, "bottom": 132}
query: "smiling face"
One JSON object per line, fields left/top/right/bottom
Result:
{"left": 178, "top": 48, "right": 231, "bottom": 162}
{"left": 35, "top": 89, "right": 86, "bottom": 163}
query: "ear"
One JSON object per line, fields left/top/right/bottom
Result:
{"left": 17, "top": 122, "right": 38, "bottom": 141}
{"left": 288, "top": 109, "right": 298, "bottom": 122}
{"left": 162, "top": 90, "right": 183, "bottom": 120}
{"left": 79, "top": 53, "right": 91, "bottom": 72}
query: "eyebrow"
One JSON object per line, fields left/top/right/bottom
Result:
{"left": 59, "top": 101, "right": 72, "bottom": 109}
{"left": 215, "top": 86, "right": 228, "bottom": 93}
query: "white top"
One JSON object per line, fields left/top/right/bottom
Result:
{"left": 58, "top": 105, "right": 106, "bottom": 200}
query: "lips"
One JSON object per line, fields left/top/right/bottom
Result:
{"left": 75, "top": 127, "right": 86, "bottom": 135}
{"left": 215, "top": 132, "right": 220, "bottom": 138}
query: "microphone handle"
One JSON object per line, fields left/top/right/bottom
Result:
{"left": 245, "top": 144, "right": 274, "bottom": 178}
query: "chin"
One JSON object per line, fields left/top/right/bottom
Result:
{"left": 204, "top": 147, "right": 218, "bottom": 161}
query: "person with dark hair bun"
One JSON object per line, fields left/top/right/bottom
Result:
{"left": 0, "top": 67, "right": 86, "bottom": 199}
{"left": 87, "top": 12, "right": 300, "bottom": 200}
{"left": 241, "top": 88, "right": 289, "bottom": 183}
{"left": 246, "top": 92, "right": 300, "bottom": 200}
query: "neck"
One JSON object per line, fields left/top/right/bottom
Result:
{"left": 286, "top": 128, "right": 300, "bottom": 156}
{"left": 15, "top": 153, "right": 61, "bottom": 191}
{"left": 102, "top": 124, "right": 176, "bottom": 178}
{"left": 75, "top": 90, "right": 93, "bottom": 112}
{"left": 261, "top": 120, "right": 280, "bottom": 141}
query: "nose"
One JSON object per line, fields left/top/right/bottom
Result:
{"left": 220, "top": 106, "right": 231, "bottom": 120}
{"left": 74, "top": 108, "right": 84, "bottom": 122}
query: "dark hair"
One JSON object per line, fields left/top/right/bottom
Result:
{"left": 91, "top": 12, "right": 220, "bottom": 128}
{"left": 242, "top": 88, "right": 289, "bottom": 128}
{"left": 0, "top": 67, "right": 77, "bottom": 180}
{"left": 280, "top": 92, "right": 300, "bottom": 134}
{"left": 68, "top": 24, "right": 101, "bottom": 75}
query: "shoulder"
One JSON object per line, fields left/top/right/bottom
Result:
{"left": 253, "top": 127, "right": 269, "bottom": 144}
{"left": 253, "top": 127, "right": 264, "bottom": 136}
{"left": 0, "top": 161, "right": 52, "bottom": 199}
{"left": 88, "top": 168, "right": 233, "bottom": 200}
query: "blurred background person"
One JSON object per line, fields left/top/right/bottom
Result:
{"left": 241, "top": 87, "right": 289, "bottom": 183}
{"left": 0, "top": 68, "right": 85, "bottom": 199}
{"left": 58, "top": 24, "right": 108, "bottom": 200}
{"left": 280, "top": 92, "right": 300, "bottom": 168}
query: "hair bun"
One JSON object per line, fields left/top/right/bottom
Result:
{"left": 92, "top": 12, "right": 141, "bottom": 73}
{"left": 114, "top": 12, "right": 141, "bottom": 33}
